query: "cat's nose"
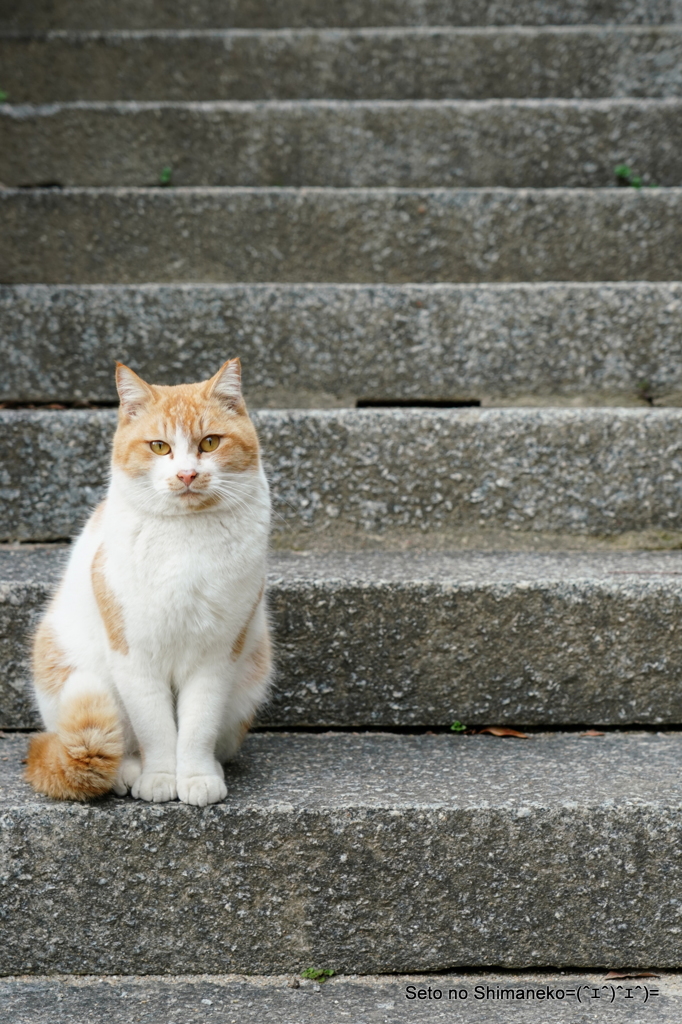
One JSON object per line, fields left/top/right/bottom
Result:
{"left": 177, "top": 470, "right": 197, "bottom": 487}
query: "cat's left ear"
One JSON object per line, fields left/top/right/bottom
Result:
{"left": 208, "top": 358, "right": 244, "bottom": 411}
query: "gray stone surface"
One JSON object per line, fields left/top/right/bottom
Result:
{"left": 3, "top": 28, "right": 682, "bottom": 104}
{"left": 6, "top": 545, "right": 682, "bottom": 730}
{"left": 0, "top": 972, "right": 679, "bottom": 1023}
{"left": 2, "top": 730, "right": 682, "bottom": 972}
{"left": 3, "top": 282, "right": 682, "bottom": 407}
{"left": 3, "top": 0, "right": 681, "bottom": 30}
{"left": 3, "top": 187, "right": 682, "bottom": 285}
{"left": 0, "top": 548, "right": 63, "bottom": 729}
{"left": 3, "top": 98, "right": 682, "bottom": 188}
{"left": 4, "top": 407, "right": 682, "bottom": 541}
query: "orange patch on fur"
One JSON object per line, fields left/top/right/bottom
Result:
{"left": 91, "top": 546, "right": 129, "bottom": 654}
{"left": 32, "top": 621, "right": 73, "bottom": 696}
{"left": 237, "top": 713, "right": 255, "bottom": 745}
{"left": 25, "top": 692, "right": 123, "bottom": 801}
{"left": 232, "top": 583, "right": 265, "bottom": 660}
{"left": 243, "top": 631, "right": 273, "bottom": 688}
{"left": 212, "top": 419, "right": 259, "bottom": 473}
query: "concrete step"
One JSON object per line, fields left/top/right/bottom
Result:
{"left": 3, "top": 282, "right": 682, "bottom": 409}
{"left": 3, "top": 28, "right": 682, "bottom": 103}
{"left": 3, "top": 0, "right": 681, "bottom": 31}
{"left": 3, "top": 99, "right": 680, "bottom": 189}
{"left": 1, "top": 729, "right": 682, "bottom": 972}
{"left": 3, "top": 187, "right": 682, "bottom": 285}
{"left": 4, "top": 545, "right": 682, "bottom": 730}
{"left": 5, "top": 407, "right": 682, "bottom": 543}
{"left": 1, "top": 973, "right": 679, "bottom": 1021}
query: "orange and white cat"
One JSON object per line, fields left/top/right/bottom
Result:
{"left": 26, "top": 359, "right": 272, "bottom": 806}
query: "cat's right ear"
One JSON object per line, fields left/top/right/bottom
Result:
{"left": 207, "top": 358, "right": 244, "bottom": 411}
{"left": 116, "top": 363, "right": 154, "bottom": 418}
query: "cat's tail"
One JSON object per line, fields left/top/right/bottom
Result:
{"left": 26, "top": 692, "right": 123, "bottom": 801}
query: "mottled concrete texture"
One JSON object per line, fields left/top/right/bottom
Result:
{"left": 5, "top": 546, "right": 682, "bottom": 729}
{"left": 1, "top": 973, "right": 680, "bottom": 1023}
{"left": 2, "top": 0, "right": 681, "bottom": 29}
{"left": 2, "top": 731, "right": 682, "bottom": 972}
{"left": 2, "top": 282, "right": 682, "bottom": 406}
{"left": 3, "top": 408, "right": 682, "bottom": 541}
{"left": 3, "top": 28, "right": 682, "bottom": 103}
{"left": 0, "top": 548, "right": 64, "bottom": 728}
{"left": 3, "top": 99, "right": 681, "bottom": 188}
{"left": 3, "top": 187, "right": 682, "bottom": 284}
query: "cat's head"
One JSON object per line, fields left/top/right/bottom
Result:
{"left": 112, "top": 360, "right": 261, "bottom": 515}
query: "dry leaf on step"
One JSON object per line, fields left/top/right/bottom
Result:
{"left": 477, "top": 727, "right": 528, "bottom": 739}
{"left": 581, "top": 729, "right": 605, "bottom": 737}
{"left": 603, "top": 971, "right": 660, "bottom": 980}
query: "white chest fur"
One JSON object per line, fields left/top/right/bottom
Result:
{"left": 99, "top": 468, "right": 269, "bottom": 674}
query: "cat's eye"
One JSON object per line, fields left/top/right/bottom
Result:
{"left": 199, "top": 435, "right": 220, "bottom": 453}
{"left": 150, "top": 440, "right": 171, "bottom": 455}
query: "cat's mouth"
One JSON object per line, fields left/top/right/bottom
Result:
{"left": 170, "top": 482, "right": 206, "bottom": 496}
{"left": 173, "top": 487, "right": 220, "bottom": 509}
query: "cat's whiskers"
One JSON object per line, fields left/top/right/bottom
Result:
{"left": 212, "top": 485, "right": 265, "bottom": 522}
{"left": 218, "top": 482, "right": 292, "bottom": 526}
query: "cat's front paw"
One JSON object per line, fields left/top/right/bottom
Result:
{"left": 132, "top": 771, "right": 177, "bottom": 803}
{"left": 112, "top": 755, "right": 142, "bottom": 796}
{"left": 177, "top": 773, "right": 227, "bottom": 806}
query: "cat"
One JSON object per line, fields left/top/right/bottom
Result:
{"left": 26, "top": 358, "right": 272, "bottom": 806}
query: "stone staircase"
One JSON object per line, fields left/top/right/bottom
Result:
{"left": 2, "top": 0, "right": 682, "bottom": 1012}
